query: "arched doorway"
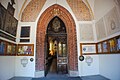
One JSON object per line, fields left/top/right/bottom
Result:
{"left": 45, "top": 16, "right": 67, "bottom": 76}
{"left": 36, "top": 4, "right": 78, "bottom": 76}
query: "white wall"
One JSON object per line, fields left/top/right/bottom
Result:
{"left": 94, "top": 0, "right": 120, "bottom": 80}
{"left": 15, "top": 22, "right": 36, "bottom": 77}
{"left": 94, "top": 0, "right": 115, "bottom": 20}
{"left": 0, "top": 56, "right": 15, "bottom": 80}
{"left": 99, "top": 54, "right": 120, "bottom": 80}
{"left": 79, "top": 55, "right": 99, "bottom": 76}
{"left": 15, "top": 56, "right": 35, "bottom": 77}
{"left": 78, "top": 21, "right": 99, "bottom": 76}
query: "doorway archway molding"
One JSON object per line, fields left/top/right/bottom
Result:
{"left": 36, "top": 4, "right": 78, "bottom": 77}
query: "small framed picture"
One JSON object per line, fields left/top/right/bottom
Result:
{"left": 97, "top": 43, "right": 102, "bottom": 53}
{"left": 0, "top": 40, "right": 6, "bottom": 55}
{"left": 20, "top": 26, "right": 30, "bottom": 37}
{"left": 116, "top": 36, "right": 120, "bottom": 52}
{"left": 102, "top": 41, "right": 108, "bottom": 53}
{"left": 7, "top": 43, "right": 12, "bottom": 54}
{"left": 12, "top": 45, "right": 17, "bottom": 55}
{"left": 17, "top": 44, "right": 34, "bottom": 56}
{"left": 108, "top": 38, "right": 116, "bottom": 52}
{"left": 6, "top": 43, "right": 16, "bottom": 55}
{"left": 80, "top": 43, "right": 96, "bottom": 55}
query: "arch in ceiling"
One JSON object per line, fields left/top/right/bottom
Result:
{"left": 66, "top": 0, "right": 93, "bottom": 21}
{"left": 21, "top": 0, "right": 46, "bottom": 22}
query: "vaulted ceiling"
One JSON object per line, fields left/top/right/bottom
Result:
{"left": 66, "top": 0, "right": 93, "bottom": 21}
{"left": 21, "top": 0, "right": 94, "bottom": 22}
{"left": 21, "top": 0, "right": 46, "bottom": 22}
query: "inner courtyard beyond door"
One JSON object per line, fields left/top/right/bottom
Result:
{"left": 45, "top": 17, "right": 68, "bottom": 76}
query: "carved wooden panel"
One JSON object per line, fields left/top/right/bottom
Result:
{"left": 47, "top": 17, "right": 66, "bottom": 34}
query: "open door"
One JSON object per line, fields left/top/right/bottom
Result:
{"left": 45, "top": 16, "right": 68, "bottom": 76}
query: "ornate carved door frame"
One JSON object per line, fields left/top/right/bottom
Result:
{"left": 36, "top": 4, "right": 78, "bottom": 75}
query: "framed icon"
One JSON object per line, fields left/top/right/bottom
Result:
{"left": 108, "top": 38, "right": 116, "bottom": 52}
{"left": 102, "top": 41, "right": 108, "bottom": 53}
{"left": 17, "top": 44, "right": 34, "bottom": 56}
{"left": 20, "top": 26, "right": 30, "bottom": 37}
{"left": 0, "top": 41, "right": 6, "bottom": 55}
{"left": 97, "top": 43, "right": 102, "bottom": 53}
{"left": 116, "top": 36, "right": 120, "bottom": 52}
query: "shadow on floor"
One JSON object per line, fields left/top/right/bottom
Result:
{"left": 9, "top": 75, "right": 110, "bottom": 80}
{"left": 32, "top": 77, "right": 82, "bottom": 80}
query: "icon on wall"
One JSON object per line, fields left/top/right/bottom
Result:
{"left": 20, "top": 26, "right": 30, "bottom": 37}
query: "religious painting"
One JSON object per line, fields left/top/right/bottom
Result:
{"left": 17, "top": 44, "right": 34, "bottom": 56}
{"left": 52, "top": 17, "right": 60, "bottom": 32}
{"left": 20, "top": 26, "right": 30, "bottom": 37}
{"left": 0, "top": 41, "right": 6, "bottom": 55}
{"left": 102, "top": 41, "right": 108, "bottom": 53}
{"left": 97, "top": 43, "right": 102, "bottom": 53}
{"left": 108, "top": 38, "right": 116, "bottom": 52}
{"left": 7, "top": 44, "right": 12, "bottom": 54}
{"left": 104, "top": 7, "right": 120, "bottom": 36}
{"left": 11, "top": 45, "right": 16, "bottom": 55}
{"left": 95, "top": 18, "right": 106, "bottom": 40}
{"left": 116, "top": 36, "right": 120, "bottom": 51}
{"left": 7, "top": 43, "right": 17, "bottom": 55}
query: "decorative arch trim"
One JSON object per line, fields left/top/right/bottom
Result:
{"left": 36, "top": 4, "right": 78, "bottom": 71}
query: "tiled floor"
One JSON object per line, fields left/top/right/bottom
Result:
{"left": 9, "top": 75, "right": 110, "bottom": 80}
{"left": 9, "top": 77, "right": 32, "bottom": 80}
{"left": 81, "top": 75, "right": 110, "bottom": 80}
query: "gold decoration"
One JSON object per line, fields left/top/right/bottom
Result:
{"left": 51, "top": 7, "right": 62, "bottom": 16}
